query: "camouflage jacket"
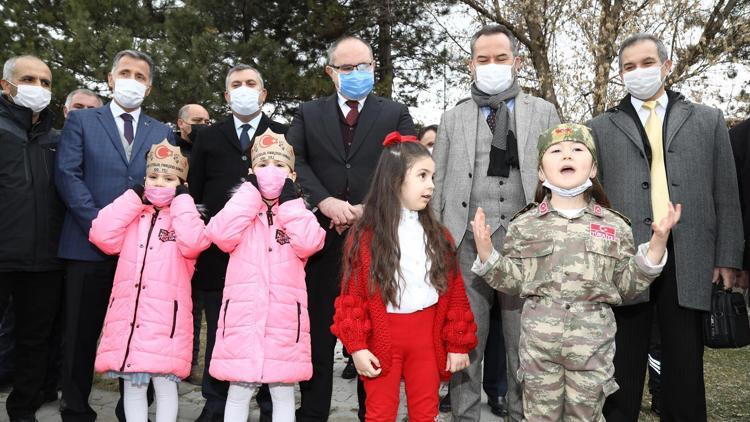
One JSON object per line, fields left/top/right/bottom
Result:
{"left": 474, "top": 197, "right": 664, "bottom": 305}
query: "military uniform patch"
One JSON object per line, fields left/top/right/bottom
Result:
{"left": 590, "top": 223, "right": 616, "bottom": 241}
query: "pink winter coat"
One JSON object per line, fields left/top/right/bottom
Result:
{"left": 205, "top": 182, "right": 325, "bottom": 383}
{"left": 90, "top": 190, "right": 210, "bottom": 378}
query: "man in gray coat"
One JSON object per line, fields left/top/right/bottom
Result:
{"left": 432, "top": 24, "right": 559, "bottom": 421}
{"left": 588, "top": 33, "right": 743, "bottom": 422}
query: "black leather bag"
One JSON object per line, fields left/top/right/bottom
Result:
{"left": 703, "top": 285, "right": 750, "bottom": 348}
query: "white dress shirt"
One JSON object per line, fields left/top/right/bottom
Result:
{"left": 631, "top": 91, "right": 669, "bottom": 126}
{"left": 110, "top": 101, "right": 141, "bottom": 161}
{"left": 386, "top": 209, "right": 440, "bottom": 314}
{"left": 233, "top": 113, "right": 263, "bottom": 142}
{"left": 337, "top": 94, "right": 367, "bottom": 117}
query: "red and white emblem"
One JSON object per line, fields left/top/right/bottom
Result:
{"left": 539, "top": 201, "right": 549, "bottom": 215}
{"left": 593, "top": 204, "right": 602, "bottom": 216}
{"left": 590, "top": 223, "right": 616, "bottom": 241}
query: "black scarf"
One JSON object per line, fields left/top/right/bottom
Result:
{"left": 471, "top": 80, "right": 520, "bottom": 177}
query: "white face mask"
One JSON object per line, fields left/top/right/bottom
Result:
{"left": 9, "top": 83, "right": 51, "bottom": 113}
{"left": 623, "top": 65, "right": 665, "bottom": 100}
{"left": 474, "top": 63, "right": 514, "bottom": 95}
{"left": 543, "top": 178, "right": 593, "bottom": 198}
{"left": 113, "top": 78, "right": 147, "bottom": 109}
{"left": 229, "top": 86, "right": 261, "bottom": 116}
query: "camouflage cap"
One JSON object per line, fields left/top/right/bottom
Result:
{"left": 250, "top": 128, "right": 295, "bottom": 170}
{"left": 146, "top": 139, "right": 189, "bottom": 180}
{"left": 537, "top": 123, "right": 596, "bottom": 164}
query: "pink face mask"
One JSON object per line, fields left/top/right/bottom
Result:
{"left": 254, "top": 166, "right": 289, "bottom": 199}
{"left": 144, "top": 186, "right": 176, "bottom": 208}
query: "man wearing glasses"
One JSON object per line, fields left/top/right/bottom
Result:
{"left": 287, "top": 35, "right": 415, "bottom": 421}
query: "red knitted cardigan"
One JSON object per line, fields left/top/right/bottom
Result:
{"left": 330, "top": 230, "right": 478, "bottom": 381}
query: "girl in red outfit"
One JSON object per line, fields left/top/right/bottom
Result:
{"left": 331, "top": 132, "right": 478, "bottom": 421}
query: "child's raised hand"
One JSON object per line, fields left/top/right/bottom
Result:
{"left": 351, "top": 349, "right": 382, "bottom": 378}
{"left": 651, "top": 202, "right": 681, "bottom": 240}
{"left": 445, "top": 352, "right": 470, "bottom": 373}
{"left": 470, "top": 208, "right": 493, "bottom": 263}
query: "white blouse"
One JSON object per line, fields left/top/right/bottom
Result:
{"left": 386, "top": 209, "right": 440, "bottom": 313}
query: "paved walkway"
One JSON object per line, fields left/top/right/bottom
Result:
{"left": 0, "top": 343, "right": 496, "bottom": 421}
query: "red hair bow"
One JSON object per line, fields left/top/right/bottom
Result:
{"left": 382, "top": 131, "right": 418, "bottom": 147}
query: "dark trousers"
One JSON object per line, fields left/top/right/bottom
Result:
{"left": 482, "top": 294, "right": 508, "bottom": 399}
{"left": 192, "top": 289, "right": 205, "bottom": 367}
{"left": 0, "top": 295, "right": 15, "bottom": 385}
{"left": 60, "top": 259, "right": 121, "bottom": 422}
{"left": 603, "top": 247, "right": 706, "bottom": 422}
{"left": 0, "top": 270, "right": 62, "bottom": 420}
{"left": 201, "top": 289, "right": 229, "bottom": 413}
{"left": 647, "top": 310, "right": 662, "bottom": 401}
{"left": 44, "top": 286, "right": 65, "bottom": 400}
{"left": 297, "top": 229, "right": 349, "bottom": 421}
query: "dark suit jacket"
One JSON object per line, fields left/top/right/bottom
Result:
{"left": 729, "top": 117, "right": 750, "bottom": 269}
{"left": 588, "top": 92, "right": 743, "bottom": 311}
{"left": 55, "top": 102, "right": 174, "bottom": 261}
{"left": 287, "top": 93, "right": 415, "bottom": 217}
{"left": 188, "top": 113, "right": 287, "bottom": 290}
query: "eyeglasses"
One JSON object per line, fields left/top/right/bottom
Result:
{"left": 328, "top": 62, "right": 373, "bottom": 73}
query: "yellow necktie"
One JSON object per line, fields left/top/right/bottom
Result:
{"left": 643, "top": 100, "right": 670, "bottom": 224}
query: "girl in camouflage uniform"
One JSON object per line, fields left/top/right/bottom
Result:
{"left": 471, "top": 123, "right": 681, "bottom": 421}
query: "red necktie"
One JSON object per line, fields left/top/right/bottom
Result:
{"left": 345, "top": 100, "right": 359, "bottom": 126}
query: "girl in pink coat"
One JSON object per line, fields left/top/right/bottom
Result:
{"left": 205, "top": 129, "right": 325, "bottom": 422}
{"left": 89, "top": 141, "right": 211, "bottom": 422}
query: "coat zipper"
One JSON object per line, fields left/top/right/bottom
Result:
{"left": 120, "top": 210, "right": 159, "bottom": 371}
{"left": 296, "top": 302, "right": 301, "bottom": 343}
{"left": 222, "top": 299, "right": 230, "bottom": 337}
{"left": 169, "top": 300, "right": 178, "bottom": 338}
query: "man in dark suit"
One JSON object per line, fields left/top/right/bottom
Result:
{"left": 588, "top": 33, "right": 743, "bottom": 421}
{"left": 287, "top": 35, "right": 415, "bottom": 421}
{"left": 188, "top": 64, "right": 285, "bottom": 422}
{"left": 55, "top": 50, "right": 174, "bottom": 422}
{"left": 0, "top": 54, "right": 64, "bottom": 422}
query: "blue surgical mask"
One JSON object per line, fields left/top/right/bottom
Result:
{"left": 337, "top": 70, "right": 374, "bottom": 100}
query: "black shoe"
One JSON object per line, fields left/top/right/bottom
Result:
{"left": 341, "top": 358, "right": 357, "bottom": 379}
{"left": 195, "top": 408, "right": 223, "bottom": 422}
{"left": 650, "top": 395, "right": 661, "bottom": 416}
{"left": 488, "top": 396, "right": 508, "bottom": 417}
{"left": 439, "top": 391, "right": 451, "bottom": 413}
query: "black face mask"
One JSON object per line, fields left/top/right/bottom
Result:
{"left": 187, "top": 124, "right": 208, "bottom": 142}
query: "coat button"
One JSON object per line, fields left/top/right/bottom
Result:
{"left": 345, "top": 163, "right": 351, "bottom": 169}
{"left": 468, "top": 173, "right": 472, "bottom": 178}
{"left": 242, "top": 156, "right": 247, "bottom": 161}
{"left": 500, "top": 215, "right": 506, "bottom": 220}
{"left": 671, "top": 182, "right": 679, "bottom": 187}
{"left": 127, "top": 364, "right": 131, "bottom": 367}
{"left": 461, "top": 202, "right": 467, "bottom": 208}
{"left": 499, "top": 180, "right": 504, "bottom": 186}
{"left": 642, "top": 182, "right": 649, "bottom": 189}
{"left": 564, "top": 304, "right": 571, "bottom": 310}
{"left": 141, "top": 215, "right": 145, "bottom": 218}
{"left": 139, "top": 244, "right": 143, "bottom": 248}
{"left": 268, "top": 247, "right": 272, "bottom": 252}
{"left": 240, "top": 177, "right": 246, "bottom": 182}
{"left": 499, "top": 197, "right": 504, "bottom": 202}
{"left": 644, "top": 217, "right": 653, "bottom": 225}
{"left": 134, "top": 284, "right": 138, "bottom": 288}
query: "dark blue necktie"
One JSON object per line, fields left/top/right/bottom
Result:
{"left": 121, "top": 113, "right": 134, "bottom": 144}
{"left": 239, "top": 124, "right": 252, "bottom": 151}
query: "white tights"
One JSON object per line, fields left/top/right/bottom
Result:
{"left": 224, "top": 383, "right": 295, "bottom": 422}
{"left": 123, "top": 377, "right": 179, "bottom": 422}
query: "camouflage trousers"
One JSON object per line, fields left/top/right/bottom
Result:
{"left": 518, "top": 297, "right": 619, "bottom": 422}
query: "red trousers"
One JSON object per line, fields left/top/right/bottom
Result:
{"left": 364, "top": 305, "right": 440, "bottom": 422}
